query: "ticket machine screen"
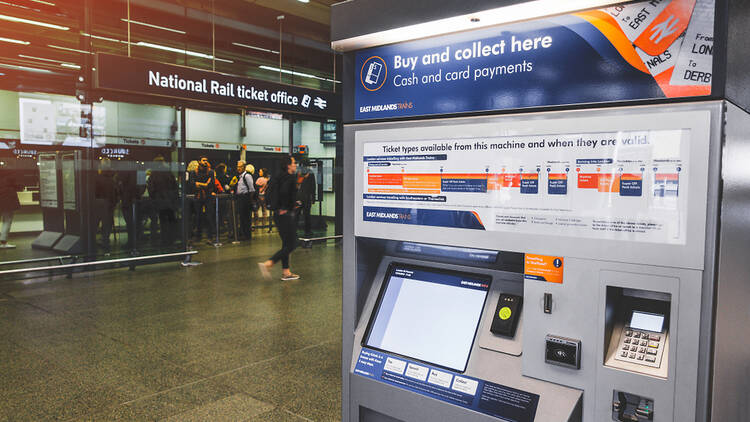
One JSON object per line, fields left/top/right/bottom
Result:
{"left": 629, "top": 311, "right": 665, "bottom": 333}
{"left": 364, "top": 264, "right": 490, "bottom": 372}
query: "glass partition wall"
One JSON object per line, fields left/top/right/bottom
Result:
{"left": 0, "top": 90, "right": 185, "bottom": 272}
{"left": 0, "top": 88, "right": 337, "bottom": 277}
{"left": 0, "top": 0, "right": 342, "bottom": 277}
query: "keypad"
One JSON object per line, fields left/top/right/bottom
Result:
{"left": 615, "top": 325, "right": 665, "bottom": 368}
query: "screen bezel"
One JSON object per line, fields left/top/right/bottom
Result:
{"left": 629, "top": 310, "right": 666, "bottom": 333}
{"left": 362, "top": 262, "right": 492, "bottom": 373}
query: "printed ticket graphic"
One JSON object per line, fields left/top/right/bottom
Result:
{"left": 581, "top": 0, "right": 713, "bottom": 96}
{"left": 361, "top": 130, "right": 689, "bottom": 245}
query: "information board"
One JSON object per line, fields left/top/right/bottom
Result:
{"left": 61, "top": 153, "right": 76, "bottom": 210}
{"left": 361, "top": 129, "right": 690, "bottom": 245}
{"left": 38, "top": 153, "right": 58, "bottom": 208}
{"left": 321, "top": 158, "right": 334, "bottom": 192}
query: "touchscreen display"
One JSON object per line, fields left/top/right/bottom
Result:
{"left": 630, "top": 311, "right": 665, "bottom": 332}
{"left": 364, "top": 264, "right": 490, "bottom": 372}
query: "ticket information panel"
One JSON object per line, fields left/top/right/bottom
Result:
{"left": 361, "top": 129, "right": 690, "bottom": 245}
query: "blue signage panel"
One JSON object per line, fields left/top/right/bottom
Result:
{"left": 354, "top": 348, "right": 539, "bottom": 421}
{"left": 363, "top": 206, "right": 485, "bottom": 230}
{"left": 354, "top": 0, "right": 714, "bottom": 120}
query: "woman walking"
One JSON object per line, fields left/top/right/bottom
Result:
{"left": 258, "top": 155, "right": 300, "bottom": 281}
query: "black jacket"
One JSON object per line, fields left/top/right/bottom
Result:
{"left": 275, "top": 172, "right": 297, "bottom": 212}
{"left": 194, "top": 167, "right": 215, "bottom": 200}
{"left": 297, "top": 173, "right": 316, "bottom": 205}
{"left": 148, "top": 169, "right": 178, "bottom": 209}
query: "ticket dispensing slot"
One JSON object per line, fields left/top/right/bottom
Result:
{"left": 604, "top": 287, "right": 671, "bottom": 378}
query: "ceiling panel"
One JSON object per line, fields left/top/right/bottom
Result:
{"left": 0, "top": 0, "right": 341, "bottom": 95}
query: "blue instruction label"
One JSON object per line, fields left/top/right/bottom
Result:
{"left": 354, "top": 348, "right": 539, "bottom": 421}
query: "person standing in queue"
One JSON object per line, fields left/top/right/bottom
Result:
{"left": 235, "top": 160, "right": 255, "bottom": 240}
{"left": 258, "top": 155, "right": 300, "bottom": 281}
{"left": 193, "top": 156, "right": 216, "bottom": 243}
{"left": 185, "top": 160, "right": 199, "bottom": 240}
{"left": 118, "top": 162, "right": 141, "bottom": 251}
{"left": 296, "top": 164, "right": 316, "bottom": 238}
{"left": 147, "top": 156, "right": 178, "bottom": 247}
{"left": 94, "top": 158, "right": 117, "bottom": 254}
{"left": 254, "top": 168, "right": 271, "bottom": 232}
{"left": 214, "top": 163, "right": 232, "bottom": 238}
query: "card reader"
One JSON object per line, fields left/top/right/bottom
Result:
{"left": 490, "top": 293, "right": 522, "bottom": 337}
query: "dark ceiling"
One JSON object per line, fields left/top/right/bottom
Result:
{"left": 0, "top": 0, "right": 341, "bottom": 96}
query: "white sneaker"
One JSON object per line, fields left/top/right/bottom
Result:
{"left": 0, "top": 243, "right": 16, "bottom": 249}
{"left": 257, "top": 262, "right": 271, "bottom": 279}
{"left": 280, "top": 273, "right": 300, "bottom": 281}
{"left": 180, "top": 261, "right": 201, "bottom": 267}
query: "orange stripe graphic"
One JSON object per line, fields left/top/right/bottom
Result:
{"left": 574, "top": 10, "right": 649, "bottom": 74}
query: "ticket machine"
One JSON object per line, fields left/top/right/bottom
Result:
{"left": 333, "top": 1, "right": 749, "bottom": 421}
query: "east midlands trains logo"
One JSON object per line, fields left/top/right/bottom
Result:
{"left": 360, "top": 56, "right": 387, "bottom": 91}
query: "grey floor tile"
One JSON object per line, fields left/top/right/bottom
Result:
{"left": 160, "top": 393, "right": 275, "bottom": 422}
{"left": 76, "top": 378, "right": 238, "bottom": 422}
{"left": 249, "top": 407, "right": 317, "bottom": 422}
{"left": 212, "top": 341, "right": 342, "bottom": 422}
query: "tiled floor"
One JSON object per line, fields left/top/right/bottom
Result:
{"left": 0, "top": 231, "right": 342, "bottom": 421}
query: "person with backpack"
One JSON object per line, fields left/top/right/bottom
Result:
{"left": 258, "top": 155, "right": 300, "bottom": 281}
{"left": 235, "top": 160, "right": 255, "bottom": 240}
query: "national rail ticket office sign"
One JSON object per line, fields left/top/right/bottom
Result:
{"left": 354, "top": 0, "right": 714, "bottom": 120}
{"left": 95, "top": 54, "right": 340, "bottom": 119}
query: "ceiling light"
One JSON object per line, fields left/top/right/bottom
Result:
{"left": 136, "top": 41, "right": 233, "bottom": 63}
{"left": 121, "top": 18, "right": 186, "bottom": 34}
{"left": 0, "top": 37, "right": 29, "bottom": 45}
{"left": 18, "top": 54, "right": 79, "bottom": 69}
{"left": 332, "top": 0, "right": 628, "bottom": 51}
{"left": 0, "top": 63, "right": 54, "bottom": 73}
{"left": 48, "top": 44, "right": 93, "bottom": 54}
{"left": 0, "top": 1, "right": 31, "bottom": 10}
{"left": 232, "top": 42, "right": 279, "bottom": 55}
{"left": 29, "top": 0, "right": 55, "bottom": 5}
{"left": 0, "top": 14, "right": 69, "bottom": 31}
{"left": 137, "top": 41, "right": 211, "bottom": 59}
{"left": 259, "top": 65, "right": 341, "bottom": 83}
{"left": 82, "top": 32, "right": 127, "bottom": 43}
{"left": 297, "top": 0, "right": 310, "bottom": 3}
{"left": 19, "top": 54, "right": 61, "bottom": 63}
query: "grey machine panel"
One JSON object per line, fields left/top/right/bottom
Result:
{"left": 712, "top": 101, "right": 750, "bottom": 421}
{"left": 351, "top": 256, "right": 582, "bottom": 422}
{"left": 344, "top": 101, "right": 725, "bottom": 422}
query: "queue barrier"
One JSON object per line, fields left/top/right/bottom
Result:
{"left": 0, "top": 250, "right": 198, "bottom": 277}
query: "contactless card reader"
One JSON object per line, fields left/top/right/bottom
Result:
{"left": 490, "top": 294, "right": 522, "bottom": 337}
